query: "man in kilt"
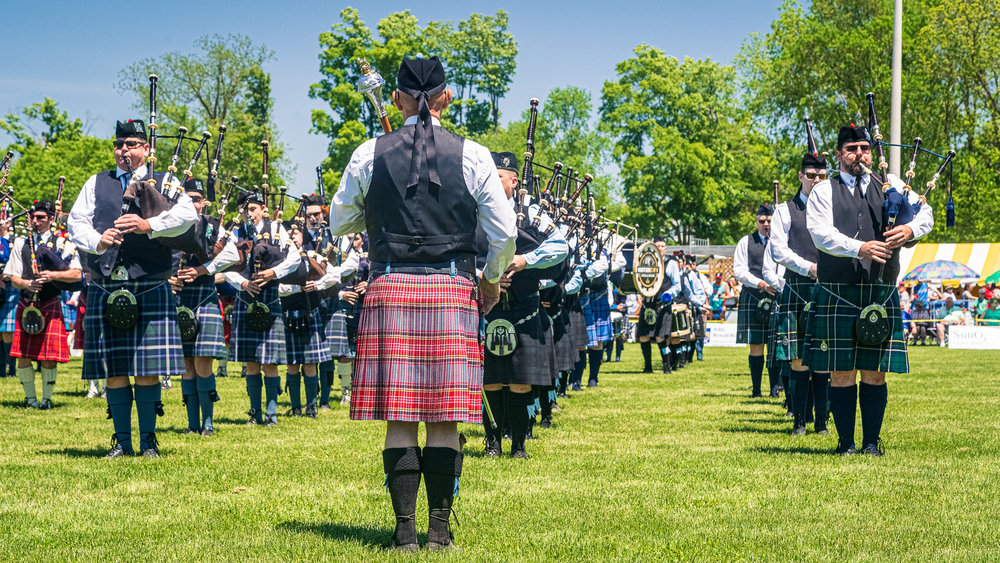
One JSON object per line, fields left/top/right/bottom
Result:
{"left": 680, "top": 254, "right": 709, "bottom": 364}
{"left": 768, "top": 152, "right": 830, "bottom": 435}
{"left": 0, "top": 221, "right": 14, "bottom": 378}
{"left": 317, "top": 231, "right": 358, "bottom": 409}
{"left": 734, "top": 204, "right": 781, "bottom": 397}
{"left": 279, "top": 222, "right": 336, "bottom": 418}
{"left": 481, "top": 151, "right": 568, "bottom": 459}
{"left": 637, "top": 238, "right": 681, "bottom": 374}
{"left": 563, "top": 262, "right": 590, "bottom": 392}
{"left": 5, "top": 200, "right": 81, "bottom": 409}
{"left": 329, "top": 56, "right": 515, "bottom": 551}
{"left": 171, "top": 179, "right": 241, "bottom": 435}
{"left": 579, "top": 241, "right": 621, "bottom": 387}
{"left": 223, "top": 191, "right": 301, "bottom": 427}
{"left": 805, "top": 124, "right": 933, "bottom": 455}
{"left": 68, "top": 119, "right": 198, "bottom": 457}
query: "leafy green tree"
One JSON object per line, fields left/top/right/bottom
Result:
{"left": 601, "top": 46, "right": 777, "bottom": 244}
{"left": 117, "top": 34, "right": 288, "bottom": 208}
{"left": 0, "top": 98, "right": 85, "bottom": 153}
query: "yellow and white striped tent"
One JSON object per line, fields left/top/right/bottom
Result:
{"left": 898, "top": 243, "right": 1000, "bottom": 284}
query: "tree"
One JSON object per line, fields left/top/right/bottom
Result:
{"left": 601, "top": 46, "right": 777, "bottom": 244}
{"left": 309, "top": 9, "right": 518, "bottom": 188}
{"left": 1, "top": 99, "right": 112, "bottom": 212}
{"left": 117, "top": 34, "right": 288, "bottom": 206}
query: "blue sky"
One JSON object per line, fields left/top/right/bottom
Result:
{"left": 2, "top": 1, "right": 785, "bottom": 193}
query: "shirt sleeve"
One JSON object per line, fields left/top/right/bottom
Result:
{"left": 223, "top": 271, "right": 248, "bottom": 290}
{"left": 203, "top": 238, "right": 241, "bottom": 275}
{"left": 67, "top": 174, "right": 105, "bottom": 255}
{"left": 769, "top": 202, "right": 814, "bottom": 277}
{"left": 564, "top": 266, "right": 584, "bottom": 294}
{"left": 664, "top": 260, "right": 682, "bottom": 298}
{"left": 905, "top": 178, "right": 935, "bottom": 240}
{"left": 522, "top": 206, "right": 568, "bottom": 269}
{"left": 269, "top": 225, "right": 303, "bottom": 279}
{"left": 807, "top": 180, "right": 864, "bottom": 259}
{"left": 3, "top": 238, "right": 23, "bottom": 277}
{"left": 329, "top": 140, "right": 375, "bottom": 237}
{"left": 466, "top": 143, "right": 516, "bottom": 283}
{"left": 733, "top": 235, "right": 765, "bottom": 288}
{"left": 762, "top": 242, "right": 785, "bottom": 291}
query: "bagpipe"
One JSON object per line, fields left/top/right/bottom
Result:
{"left": 864, "top": 92, "right": 957, "bottom": 231}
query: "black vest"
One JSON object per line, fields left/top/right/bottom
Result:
{"left": 366, "top": 126, "right": 478, "bottom": 264}
{"left": 816, "top": 175, "right": 900, "bottom": 284}
{"left": 783, "top": 193, "right": 818, "bottom": 282}
{"left": 746, "top": 231, "right": 767, "bottom": 280}
{"left": 87, "top": 170, "right": 172, "bottom": 279}
{"left": 21, "top": 236, "right": 61, "bottom": 302}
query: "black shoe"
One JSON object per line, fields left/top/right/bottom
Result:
{"left": 662, "top": 362, "right": 672, "bottom": 374}
{"left": 834, "top": 442, "right": 856, "bottom": 456}
{"left": 511, "top": 448, "right": 528, "bottom": 459}
{"left": 185, "top": 428, "right": 199, "bottom": 435}
{"left": 305, "top": 403, "right": 317, "bottom": 418}
{"left": 38, "top": 398, "right": 53, "bottom": 410}
{"left": 571, "top": 383, "right": 582, "bottom": 392}
{"left": 484, "top": 437, "right": 501, "bottom": 458}
{"left": 791, "top": 426, "right": 807, "bottom": 436}
{"left": 246, "top": 409, "right": 261, "bottom": 425}
{"left": 816, "top": 428, "right": 830, "bottom": 435}
{"left": 550, "top": 401, "right": 561, "bottom": 412}
{"left": 539, "top": 416, "right": 552, "bottom": 429}
{"left": 587, "top": 381, "right": 598, "bottom": 388}
{"left": 785, "top": 410, "right": 794, "bottom": 418}
{"left": 104, "top": 434, "right": 133, "bottom": 458}
{"left": 141, "top": 447, "right": 160, "bottom": 458}
{"left": 264, "top": 414, "right": 278, "bottom": 427}
{"left": 861, "top": 441, "right": 884, "bottom": 456}
{"left": 288, "top": 407, "right": 303, "bottom": 417}
{"left": 201, "top": 427, "right": 215, "bottom": 437}
{"left": 750, "top": 392, "right": 763, "bottom": 398}
{"left": 642, "top": 368, "right": 653, "bottom": 374}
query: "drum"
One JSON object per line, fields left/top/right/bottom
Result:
{"left": 669, "top": 303, "right": 691, "bottom": 344}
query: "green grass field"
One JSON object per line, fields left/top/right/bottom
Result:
{"left": 1, "top": 345, "right": 998, "bottom": 562}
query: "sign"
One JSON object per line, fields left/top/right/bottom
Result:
{"left": 705, "top": 322, "right": 741, "bottom": 347}
{"left": 947, "top": 325, "right": 1000, "bottom": 350}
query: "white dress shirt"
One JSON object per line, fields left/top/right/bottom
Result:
{"left": 762, "top": 242, "right": 787, "bottom": 291}
{"left": 328, "top": 115, "right": 517, "bottom": 283}
{"left": 68, "top": 164, "right": 198, "bottom": 255}
{"left": 733, "top": 232, "right": 768, "bottom": 289}
{"left": 223, "top": 219, "right": 301, "bottom": 289}
{"left": 4, "top": 231, "right": 82, "bottom": 277}
{"left": 769, "top": 193, "right": 815, "bottom": 278}
{"left": 807, "top": 172, "right": 934, "bottom": 258}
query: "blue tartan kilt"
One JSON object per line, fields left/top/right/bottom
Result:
{"left": 804, "top": 282, "right": 908, "bottom": 374}
{"left": 582, "top": 289, "right": 612, "bottom": 347}
{"left": 179, "top": 279, "right": 227, "bottom": 360}
{"left": 736, "top": 288, "right": 771, "bottom": 345}
{"left": 772, "top": 277, "right": 817, "bottom": 364}
{"left": 82, "top": 278, "right": 184, "bottom": 380}
{"left": 285, "top": 307, "right": 333, "bottom": 366}
{"left": 0, "top": 286, "right": 20, "bottom": 332}
{"left": 230, "top": 284, "right": 287, "bottom": 365}
{"left": 324, "top": 303, "right": 354, "bottom": 359}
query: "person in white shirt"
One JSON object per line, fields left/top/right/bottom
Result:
{"left": 733, "top": 205, "right": 780, "bottom": 397}
{"left": 805, "top": 123, "right": 933, "bottom": 456}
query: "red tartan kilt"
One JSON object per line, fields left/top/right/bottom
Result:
{"left": 349, "top": 273, "right": 483, "bottom": 423}
{"left": 12, "top": 296, "right": 70, "bottom": 362}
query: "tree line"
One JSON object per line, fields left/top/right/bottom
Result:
{"left": 4, "top": 1, "right": 1000, "bottom": 246}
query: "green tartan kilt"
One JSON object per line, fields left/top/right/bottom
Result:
{"left": 772, "top": 277, "right": 818, "bottom": 364}
{"left": 736, "top": 288, "right": 770, "bottom": 345}
{"left": 804, "top": 282, "right": 909, "bottom": 374}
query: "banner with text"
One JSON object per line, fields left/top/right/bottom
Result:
{"left": 947, "top": 326, "right": 1000, "bottom": 350}
{"left": 705, "top": 323, "right": 742, "bottom": 347}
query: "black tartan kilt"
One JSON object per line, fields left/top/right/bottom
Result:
{"left": 804, "top": 282, "right": 909, "bottom": 374}
{"left": 772, "top": 276, "right": 817, "bottom": 364}
{"left": 566, "top": 305, "right": 589, "bottom": 350}
{"left": 484, "top": 297, "right": 554, "bottom": 386}
{"left": 636, "top": 300, "right": 672, "bottom": 339}
{"left": 179, "top": 277, "right": 227, "bottom": 360}
{"left": 690, "top": 306, "right": 706, "bottom": 339}
{"left": 550, "top": 309, "right": 578, "bottom": 371}
{"left": 284, "top": 306, "right": 333, "bottom": 366}
{"left": 736, "top": 288, "right": 771, "bottom": 345}
{"left": 230, "top": 284, "right": 287, "bottom": 365}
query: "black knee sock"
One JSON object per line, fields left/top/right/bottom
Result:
{"left": 615, "top": 338, "right": 624, "bottom": 360}
{"left": 805, "top": 375, "right": 815, "bottom": 422}
{"left": 423, "top": 447, "right": 462, "bottom": 546}
{"left": 509, "top": 391, "right": 532, "bottom": 453}
{"left": 383, "top": 447, "right": 421, "bottom": 547}
{"left": 657, "top": 342, "right": 670, "bottom": 372}
{"left": 859, "top": 382, "right": 888, "bottom": 447}
{"left": 791, "top": 369, "right": 810, "bottom": 429}
{"left": 604, "top": 340, "right": 613, "bottom": 362}
{"left": 767, "top": 364, "right": 781, "bottom": 394}
{"left": 570, "top": 351, "right": 586, "bottom": 386}
{"left": 781, "top": 365, "right": 792, "bottom": 408}
{"left": 829, "top": 385, "right": 858, "bottom": 447}
{"left": 587, "top": 349, "right": 603, "bottom": 385}
{"left": 557, "top": 371, "right": 568, "bottom": 395}
{"left": 540, "top": 386, "right": 553, "bottom": 420}
{"left": 640, "top": 341, "right": 652, "bottom": 371}
{"left": 748, "top": 355, "right": 765, "bottom": 395}
{"left": 484, "top": 389, "right": 504, "bottom": 442}
{"left": 812, "top": 372, "right": 830, "bottom": 431}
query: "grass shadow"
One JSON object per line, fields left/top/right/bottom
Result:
{"left": 277, "top": 520, "right": 396, "bottom": 550}
{"left": 720, "top": 425, "right": 790, "bottom": 435}
{"left": 214, "top": 417, "right": 252, "bottom": 425}
{"left": 42, "top": 446, "right": 110, "bottom": 458}
{"left": 740, "top": 418, "right": 789, "bottom": 425}
{"left": 750, "top": 445, "right": 835, "bottom": 456}
{"left": 0, "top": 400, "right": 29, "bottom": 409}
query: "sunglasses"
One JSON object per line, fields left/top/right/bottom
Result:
{"left": 842, "top": 144, "right": 871, "bottom": 153}
{"left": 307, "top": 211, "right": 324, "bottom": 217}
{"left": 32, "top": 214, "right": 50, "bottom": 220}
{"left": 804, "top": 172, "right": 828, "bottom": 180}
{"left": 113, "top": 139, "right": 144, "bottom": 149}
{"left": 189, "top": 196, "right": 204, "bottom": 203}
{"left": 757, "top": 219, "right": 771, "bottom": 224}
